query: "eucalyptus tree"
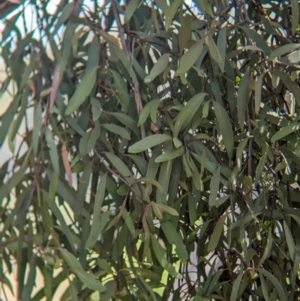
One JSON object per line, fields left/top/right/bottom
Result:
{"left": 1, "top": 0, "right": 300, "bottom": 300}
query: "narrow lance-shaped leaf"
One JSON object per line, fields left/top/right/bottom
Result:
{"left": 237, "top": 70, "right": 250, "bottom": 130}
{"left": 259, "top": 269, "right": 287, "bottom": 301}
{"left": 150, "top": 235, "right": 180, "bottom": 278}
{"left": 269, "top": 43, "right": 300, "bottom": 60}
{"left": 255, "top": 73, "right": 264, "bottom": 114}
{"left": 155, "top": 146, "right": 185, "bottom": 163}
{"left": 144, "top": 54, "right": 170, "bottom": 83}
{"left": 176, "top": 39, "right": 204, "bottom": 75}
{"left": 207, "top": 215, "right": 226, "bottom": 252}
{"left": 65, "top": 66, "right": 98, "bottom": 115}
{"left": 179, "top": 14, "right": 191, "bottom": 53}
{"left": 217, "top": 27, "right": 227, "bottom": 72}
{"left": 291, "top": 0, "right": 299, "bottom": 35}
{"left": 230, "top": 270, "right": 244, "bottom": 301}
{"left": 86, "top": 174, "right": 107, "bottom": 248}
{"left": 122, "top": 209, "right": 135, "bottom": 236}
{"left": 128, "top": 134, "right": 172, "bottom": 153}
{"left": 138, "top": 99, "right": 160, "bottom": 126}
{"left": 258, "top": 227, "right": 273, "bottom": 266}
{"left": 173, "top": 93, "right": 206, "bottom": 137}
{"left": 161, "top": 221, "right": 189, "bottom": 261}
{"left": 59, "top": 248, "right": 106, "bottom": 292}
{"left": 284, "top": 220, "right": 295, "bottom": 262}
{"left": 271, "top": 123, "right": 300, "bottom": 143}
{"left": 124, "top": 0, "right": 140, "bottom": 23}
{"left": 102, "top": 123, "right": 131, "bottom": 140}
{"left": 213, "top": 101, "right": 234, "bottom": 158}
{"left": 236, "top": 138, "right": 248, "bottom": 171}
{"left": 206, "top": 33, "right": 223, "bottom": 64}
{"left": 209, "top": 166, "right": 221, "bottom": 207}
{"left": 45, "top": 128, "right": 59, "bottom": 173}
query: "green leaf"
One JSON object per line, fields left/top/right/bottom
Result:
{"left": 259, "top": 271, "right": 271, "bottom": 301}
{"left": 236, "top": 138, "right": 248, "bottom": 171}
{"left": 291, "top": 0, "right": 299, "bottom": 35}
{"left": 150, "top": 235, "right": 180, "bottom": 278}
{"left": 179, "top": 14, "right": 191, "bottom": 53}
{"left": 151, "top": 201, "right": 163, "bottom": 219}
{"left": 271, "top": 123, "right": 300, "bottom": 143}
{"left": 176, "top": 39, "right": 204, "bottom": 75}
{"left": 124, "top": 0, "right": 140, "bottom": 23}
{"left": 255, "top": 154, "right": 266, "bottom": 185}
{"left": 45, "top": 128, "right": 59, "bottom": 173}
{"left": 206, "top": 33, "right": 223, "bottom": 64}
{"left": 237, "top": 70, "right": 250, "bottom": 130}
{"left": 128, "top": 134, "right": 172, "bottom": 153}
{"left": 53, "top": 3, "right": 74, "bottom": 34}
{"left": 209, "top": 166, "right": 221, "bottom": 207}
{"left": 32, "top": 103, "right": 42, "bottom": 155}
{"left": 155, "top": 203, "right": 179, "bottom": 216}
{"left": 259, "top": 269, "right": 287, "bottom": 301}
{"left": 173, "top": 93, "right": 206, "bottom": 137}
{"left": 102, "top": 123, "right": 131, "bottom": 140}
{"left": 122, "top": 209, "right": 135, "bottom": 236}
{"left": 188, "top": 194, "right": 197, "bottom": 225}
{"left": 144, "top": 54, "right": 170, "bottom": 83}
{"left": 60, "top": 248, "right": 106, "bottom": 292}
{"left": 85, "top": 174, "right": 107, "bottom": 248}
{"left": 255, "top": 73, "right": 264, "bottom": 114}
{"left": 258, "top": 227, "right": 273, "bottom": 266}
{"left": 241, "top": 27, "right": 271, "bottom": 55}
{"left": 269, "top": 43, "right": 300, "bottom": 60}
{"left": 217, "top": 27, "right": 227, "bottom": 72}
{"left": 284, "top": 220, "right": 295, "bottom": 262}
{"left": 90, "top": 97, "right": 102, "bottom": 121}
{"left": 106, "top": 112, "right": 139, "bottom": 136}
{"left": 103, "top": 152, "right": 134, "bottom": 180}
{"left": 161, "top": 221, "right": 188, "bottom": 261}
{"left": 155, "top": 146, "right": 184, "bottom": 163}
{"left": 65, "top": 66, "right": 98, "bottom": 115}
{"left": 173, "top": 137, "right": 182, "bottom": 148}
{"left": 207, "top": 215, "right": 226, "bottom": 252}
{"left": 213, "top": 101, "right": 234, "bottom": 158}
{"left": 230, "top": 270, "right": 244, "bottom": 301}
{"left": 273, "top": 70, "right": 300, "bottom": 107}
{"left": 138, "top": 99, "right": 160, "bottom": 126}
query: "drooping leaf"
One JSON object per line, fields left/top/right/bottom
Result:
{"left": 207, "top": 215, "right": 226, "bottom": 252}
{"left": 208, "top": 166, "right": 221, "bottom": 207}
{"left": 124, "top": 0, "right": 140, "bottom": 23}
{"left": 176, "top": 39, "right": 204, "bottom": 75}
{"left": 150, "top": 235, "right": 180, "bottom": 278}
{"left": 237, "top": 70, "right": 250, "bottom": 130}
{"left": 59, "top": 248, "right": 106, "bottom": 292}
{"left": 65, "top": 67, "right": 98, "bottom": 115}
{"left": 213, "top": 101, "right": 234, "bottom": 158}
{"left": 206, "top": 33, "right": 223, "bottom": 64}
{"left": 161, "top": 221, "right": 188, "bottom": 261}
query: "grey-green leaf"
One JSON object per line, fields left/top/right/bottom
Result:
{"left": 128, "top": 134, "right": 172, "bottom": 153}
{"left": 213, "top": 101, "right": 234, "bottom": 158}
{"left": 144, "top": 54, "right": 170, "bottom": 83}
{"left": 65, "top": 66, "right": 98, "bottom": 115}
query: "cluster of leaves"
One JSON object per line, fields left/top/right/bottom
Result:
{"left": 1, "top": 0, "right": 300, "bottom": 300}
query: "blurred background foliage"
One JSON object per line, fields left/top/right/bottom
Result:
{"left": 1, "top": 0, "right": 300, "bottom": 300}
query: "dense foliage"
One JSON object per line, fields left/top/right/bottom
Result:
{"left": 1, "top": 0, "right": 300, "bottom": 300}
